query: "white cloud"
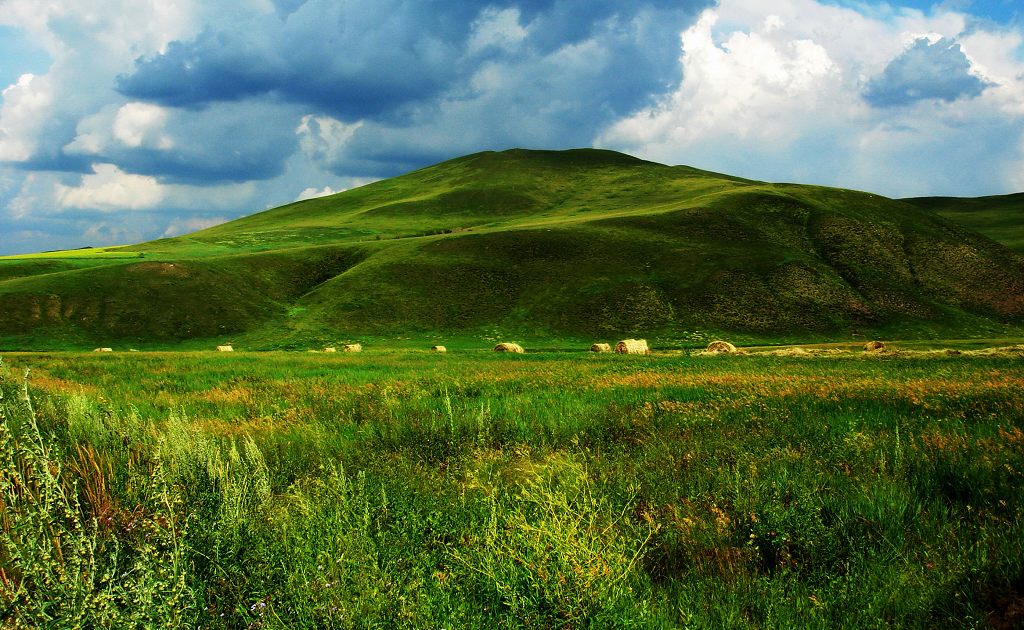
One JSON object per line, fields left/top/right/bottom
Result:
{"left": 55, "top": 163, "right": 164, "bottom": 210}
{"left": 468, "top": 7, "right": 529, "bottom": 54}
{"left": 0, "top": 74, "right": 55, "bottom": 161}
{"left": 161, "top": 215, "right": 228, "bottom": 237}
{"left": 65, "top": 101, "right": 174, "bottom": 155}
{"left": 296, "top": 114, "right": 364, "bottom": 170}
{"left": 9, "top": 164, "right": 260, "bottom": 221}
{"left": 959, "top": 29, "right": 1024, "bottom": 116}
{"left": 295, "top": 186, "right": 337, "bottom": 201}
{"left": 597, "top": 0, "right": 1024, "bottom": 197}
{"left": 112, "top": 102, "right": 173, "bottom": 149}
{"left": 0, "top": 0, "right": 200, "bottom": 170}
{"left": 599, "top": 10, "right": 845, "bottom": 150}
{"left": 0, "top": 0, "right": 200, "bottom": 60}
{"left": 7, "top": 173, "right": 46, "bottom": 219}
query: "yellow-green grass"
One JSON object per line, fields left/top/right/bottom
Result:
{"left": 1, "top": 350, "right": 1023, "bottom": 627}
{"left": 0, "top": 245, "right": 140, "bottom": 260}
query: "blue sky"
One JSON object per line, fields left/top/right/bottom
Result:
{"left": 1, "top": 0, "right": 1023, "bottom": 255}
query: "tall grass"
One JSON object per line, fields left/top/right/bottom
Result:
{"left": 0, "top": 351, "right": 1021, "bottom": 627}
{"left": 0, "top": 360, "right": 191, "bottom": 628}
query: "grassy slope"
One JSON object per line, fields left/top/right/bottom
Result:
{"left": 1, "top": 149, "right": 1023, "bottom": 348}
{"left": 903, "top": 193, "right": 1024, "bottom": 253}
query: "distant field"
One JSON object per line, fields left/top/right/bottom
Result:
{"left": 0, "top": 246, "right": 142, "bottom": 260}
{"left": 1, "top": 349, "right": 1021, "bottom": 627}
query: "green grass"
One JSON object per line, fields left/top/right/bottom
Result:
{"left": 1, "top": 149, "right": 1023, "bottom": 349}
{"left": 903, "top": 193, "right": 1024, "bottom": 253}
{"left": 1, "top": 349, "right": 1022, "bottom": 627}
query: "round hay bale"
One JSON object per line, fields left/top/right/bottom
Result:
{"left": 863, "top": 341, "right": 885, "bottom": 352}
{"left": 93, "top": 347, "right": 113, "bottom": 353}
{"left": 706, "top": 340, "right": 737, "bottom": 354}
{"left": 216, "top": 345, "right": 234, "bottom": 352}
{"left": 590, "top": 343, "right": 612, "bottom": 353}
{"left": 494, "top": 342, "right": 524, "bottom": 353}
{"left": 615, "top": 339, "right": 649, "bottom": 355}
{"left": 323, "top": 347, "right": 337, "bottom": 353}
{"left": 431, "top": 345, "right": 447, "bottom": 353}
{"left": 342, "top": 344, "right": 362, "bottom": 353}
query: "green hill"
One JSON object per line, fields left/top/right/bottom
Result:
{"left": 1, "top": 148, "right": 1023, "bottom": 349}
{"left": 902, "top": 193, "right": 1024, "bottom": 253}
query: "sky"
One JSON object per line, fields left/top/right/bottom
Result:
{"left": 0, "top": 0, "right": 1022, "bottom": 255}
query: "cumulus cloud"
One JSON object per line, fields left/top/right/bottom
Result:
{"left": 468, "top": 7, "right": 530, "bottom": 53}
{"left": 0, "top": 0, "right": 199, "bottom": 174}
{"left": 112, "top": 102, "right": 174, "bottom": 149}
{"left": 295, "top": 186, "right": 337, "bottom": 201}
{"left": 65, "top": 99, "right": 301, "bottom": 183}
{"left": 116, "top": 1, "right": 706, "bottom": 121}
{"left": 161, "top": 215, "right": 228, "bottom": 237}
{"left": 290, "top": 4, "right": 707, "bottom": 177}
{"left": 55, "top": 163, "right": 164, "bottom": 210}
{"left": 598, "top": 0, "right": 1024, "bottom": 197}
{"left": 0, "top": 74, "right": 55, "bottom": 161}
{"left": 114, "top": 0, "right": 708, "bottom": 180}
{"left": 863, "top": 37, "right": 992, "bottom": 106}
{"left": 600, "top": 11, "right": 841, "bottom": 149}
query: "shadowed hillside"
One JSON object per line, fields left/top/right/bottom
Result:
{"left": 1, "top": 148, "right": 1022, "bottom": 348}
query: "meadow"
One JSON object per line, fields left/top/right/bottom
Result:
{"left": 1, "top": 347, "right": 1022, "bottom": 628}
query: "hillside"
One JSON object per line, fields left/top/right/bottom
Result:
{"left": 902, "top": 193, "right": 1024, "bottom": 253}
{"left": 1, "top": 148, "right": 1023, "bottom": 349}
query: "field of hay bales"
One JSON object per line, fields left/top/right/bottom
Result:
{"left": 1, "top": 348, "right": 1022, "bottom": 628}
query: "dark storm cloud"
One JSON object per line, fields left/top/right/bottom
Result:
{"left": 863, "top": 37, "right": 992, "bottom": 107}
{"left": 117, "top": 0, "right": 708, "bottom": 121}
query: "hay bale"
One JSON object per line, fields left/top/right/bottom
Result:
{"left": 93, "top": 347, "right": 113, "bottom": 353}
{"left": 590, "top": 343, "right": 611, "bottom": 353}
{"left": 342, "top": 344, "right": 362, "bottom": 353}
{"left": 615, "top": 339, "right": 649, "bottom": 355}
{"left": 706, "top": 340, "right": 737, "bottom": 354}
{"left": 863, "top": 341, "right": 885, "bottom": 352}
{"left": 216, "top": 345, "right": 234, "bottom": 352}
{"left": 431, "top": 345, "right": 447, "bottom": 353}
{"left": 323, "top": 347, "right": 337, "bottom": 353}
{"left": 494, "top": 342, "right": 524, "bottom": 353}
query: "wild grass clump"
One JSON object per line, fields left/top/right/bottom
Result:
{"left": 455, "top": 455, "right": 655, "bottom": 626}
{"left": 0, "top": 361, "right": 191, "bottom": 628}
